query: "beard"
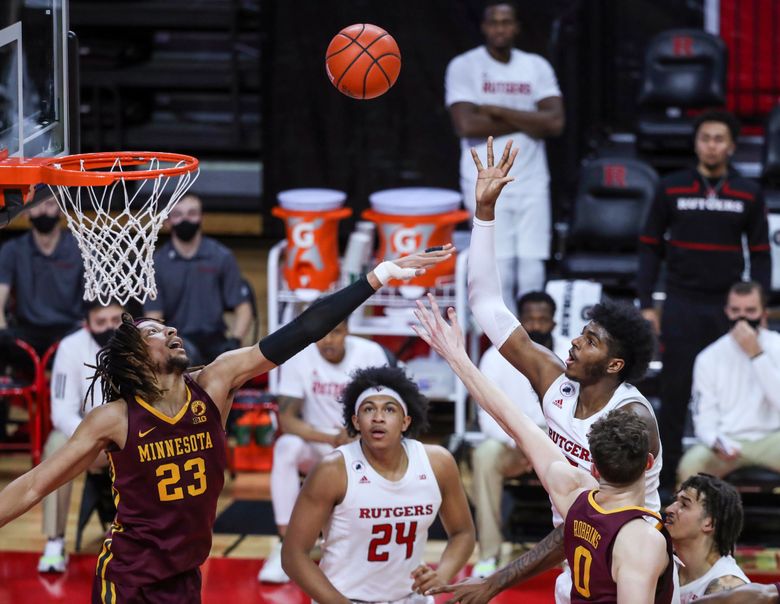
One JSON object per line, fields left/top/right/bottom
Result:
{"left": 166, "top": 354, "right": 191, "bottom": 374}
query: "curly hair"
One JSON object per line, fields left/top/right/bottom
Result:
{"left": 587, "top": 407, "right": 649, "bottom": 485}
{"left": 85, "top": 313, "right": 164, "bottom": 409}
{"left": 588, "top": 300, "right": 655, "bottom": 383}
{"left": 341, "top": 366, "right": 429, "bottom": 439}
{"left": 679, "top": 474, "right": 744, "bottom": 556}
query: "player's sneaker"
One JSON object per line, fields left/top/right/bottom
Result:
{"left": 258, "top": 541, "right": 290, "bottom": 583}
{"left": 470, "top": 557, "right": 497, "bottom": 578}
{"left": 38, "top": 537, "right": 68, "bottom": 573}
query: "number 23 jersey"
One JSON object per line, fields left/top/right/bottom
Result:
{"left": 98, "top": 373, "right": 227, "bottom": 586}
{"left": 319, "top": 439, "right": 442, "bottom": 602}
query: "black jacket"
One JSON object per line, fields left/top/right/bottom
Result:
{"left": 637, "top": 167, "right": 771, "bottom": 308}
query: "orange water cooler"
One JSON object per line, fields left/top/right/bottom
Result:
{"left": 272, "top": 189, "right": 352, "bottom": 296}
{"left": 363, "top": 187, "right": 468, "bottom": 287}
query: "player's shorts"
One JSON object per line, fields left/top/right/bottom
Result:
{"left": 91, "top": 568, "right": 202, "bottom": 604}
{"left": 460, "top": 178, "right": 551, "bottom": 261}
{"left": 555, "top": 562, "right": 572, "bottom": 604}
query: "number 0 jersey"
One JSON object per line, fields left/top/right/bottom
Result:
{"left": 564, "top": 490, "right": 675, "bottom": 604}
{"left": 97, "top": 374, "right": 227, "bottom": 587}
{"left": 318, "top": 439, "right": 442, "bottom": 602}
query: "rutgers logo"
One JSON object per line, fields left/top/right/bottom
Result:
{"left": 603, "top": 164, "right": 626, "bottom": 187}
{"left": 392, "top": 228, "right": 421, "bottom": 254}
{"left": 291, "top": 222, "right": 315, "bottom": 249}
{"left": 672, "top": 35, "right": 693, "bottom": 57}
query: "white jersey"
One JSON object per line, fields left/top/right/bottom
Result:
{"left": 445, "top": 46, "right": 561, "bottom": 194}
{"left": 680, "top": 555, "right": 750, "bottom": 603}
{"left": 542, "top": 373, "right": 662, "bottom": 526}
{"left": 277, "top": 335, "right": 388, "bottom": 452}
{"left": 319, "top": 439, "right": 442, "bottom": 603}
{"left": 50, "top": 327, "right": 103, "bottom": 438}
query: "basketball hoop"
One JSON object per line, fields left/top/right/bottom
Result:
{"left": 0, "top": 151, "right": 199, "bottom": 305}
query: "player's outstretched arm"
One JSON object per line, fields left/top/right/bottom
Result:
{"left": 0, "top": 403, "right": 122, "bottom": 528}
{"left": 428, "top": 525, "right": 566, "bottom": 603}
{"left": 696, "top": 583, "right": 780, "bottom": 604}
{"left": 467, "top": 137, "right": 564, "bottom": 398}
{"left": 413, "top": 445, "right": 475, "bottom": 596}
{"left": 281, "top": 453, "right": 351, "bottom": 604}
{"left": 199, "top": 247, "right": 453, "bottom": 415}
{"left": 612, "top": 520, "right": 669, "bottom": 604}
{"left": 414, "top": 295, "right": 594, "bottom": 511}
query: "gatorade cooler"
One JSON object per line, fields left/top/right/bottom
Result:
{"left": 363, "top": 187, "right": 468, "bottom": 286}
{"left": 272, "top": 188, "right": 352, "bottom": 293}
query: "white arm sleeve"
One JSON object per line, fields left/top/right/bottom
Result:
{"left": 468, "top": 218, "right": 520, "bottom": 348}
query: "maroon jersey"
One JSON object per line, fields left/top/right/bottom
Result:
{"left": 564, "top": 490, "right": 675, "bottom": 604}
{"left": 96, "top": 373, "right": 226, "bottom": 586}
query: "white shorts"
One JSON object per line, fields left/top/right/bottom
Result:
{"left": 461, "top": 177, "right": 551, "bottom": 260}
{"left": 555, "top": 563, "right": 572, "bottom": 604}
{"left": 350, "top": 596, "right": 433, "bottom": 604}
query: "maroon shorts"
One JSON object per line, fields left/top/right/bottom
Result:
{"left": 91, "top": 569, "right": 201, "bottom": 603}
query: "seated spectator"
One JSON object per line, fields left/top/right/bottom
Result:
{"left": 259, "top": 320, "right": 389, "bottom": 584}
{"left": 679, "top": 281, "right": 780, "bottom": 483}
{"left": 144, "top": 194, "right": 252, "bottom": 364}
{"left": 470, "top": 291, "right": 569, "bottom": 578}
{"left": 37, "top": 299, "right": 124, "bottom": 573}
{"left": 0, "top": 195, "right": 84, "bottom": 354}
{"left": 665, "top": 473, "right": 749, "bottom": 602}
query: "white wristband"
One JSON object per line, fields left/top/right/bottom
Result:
{"left": 373, "top": 261, "right": 416, "bottom": 285}
{"left": 472, "top": 217, "right": 495, "bottom": 228}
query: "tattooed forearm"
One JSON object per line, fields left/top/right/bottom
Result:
{"left": 491, "top": 524, "right": 565, "bottom": 591}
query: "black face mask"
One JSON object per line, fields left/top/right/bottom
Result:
{"left": 527, "top": 330, "right": 554, "bottom": 350}
{"left": 728, "top": 316, "right": 761, "bottom": 331}
{"left": 30, "top": 214, "right": 60, "bottom": 234}
{"left": 92, "top": 329, "right": 116, "bottom": 347}
{"left": 172, "top": 220, "right": 201, "bottom": 242}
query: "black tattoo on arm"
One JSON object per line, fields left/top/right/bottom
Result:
{"left": 703, "top": 575, "right": 748, "bottom": 595}
{"left": 491, "top": 524, "right": 565, "bottom": 592}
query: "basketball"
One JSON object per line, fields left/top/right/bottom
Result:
{"left": 325, "top": 24, "right": 401, "bottom": 100}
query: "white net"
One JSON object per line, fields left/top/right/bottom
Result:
{"left": 47, "top": 155, "right": 198, "bottom": 305}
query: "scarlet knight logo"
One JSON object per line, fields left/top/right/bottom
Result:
{"left": 603, "top": 164, "right": 627, "bottom": 187}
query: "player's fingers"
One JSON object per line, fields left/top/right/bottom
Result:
{"left": 502, "top": 146, "right": 519, "bottom": 176}
{"left": 497, "top": 138, "right": 513, "bottom": 170}
{"left": 411, "top": 324, "right": 433, "bottom": 346}
{"left": 413, "top": 302, "right": 436, "bottom": 334}
{"left": 470, "top": 147, "right": 484, "bottom": 172}
{"left": 486, "top": 135, "right": 494, "bottom": 167}
{"left": 427, "top": 293, "right": 445, "bottom": 326}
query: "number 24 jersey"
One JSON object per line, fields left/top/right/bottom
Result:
{"left": 319, "top": 439, "right": 442, "bottom": 602}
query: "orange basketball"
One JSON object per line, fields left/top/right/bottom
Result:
{"left": 325, "top": 24, "right": 401, "bottom": 100}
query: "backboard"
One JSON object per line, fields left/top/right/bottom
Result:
{"left": 0, "top": 0, "right": 69, "bottom": 160}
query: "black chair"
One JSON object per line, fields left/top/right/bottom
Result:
{"left": 636, "top": 29, "right": 727, "bottom": 160}
{"left": 723, "top": 466, "right": 780, "bottom": 546}
{"left": 762, "top": 104, "right": 780, "bottom": 213}
{"left": 558, "top": 158, "right": 658, "bottom": 290}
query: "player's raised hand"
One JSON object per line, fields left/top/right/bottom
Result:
{"left": 412, "top": 294, "right": 467, "bottom": 363}
{"left": 425, "top": 575, "right": 499, "bottom": 604}
{"left": 368, "top": 244, "right": 455, "bottom": 289}
{"left": 471, "top": 136, "right": 518, "bottom": 220}
{"left": 410, "top": 564, "right": 445, "bottom": 595}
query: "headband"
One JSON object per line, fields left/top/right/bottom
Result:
{"left": 354, "top": 386, "right": 408, "bottom": 416}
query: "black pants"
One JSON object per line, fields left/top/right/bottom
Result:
{"left": 658, "top": 293, "right": 728, "bottom": 489}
